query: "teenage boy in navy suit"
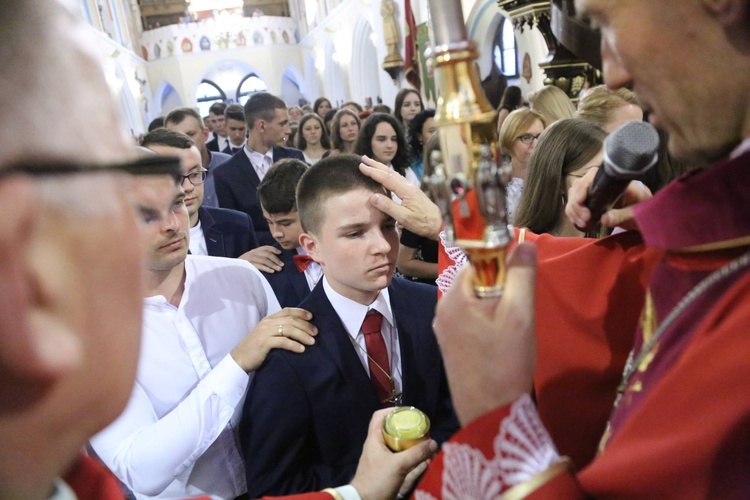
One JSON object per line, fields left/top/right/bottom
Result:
{"left": 240, "top": 154, "right": 458, "bottom": 497}
{"left": 214, "top": 92, "right": 305, "bottom": 246}
{"left": 257, "top": 158, "right": 319, "bottom": 308}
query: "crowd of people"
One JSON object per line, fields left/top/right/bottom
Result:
{"left": 2, "top": 0, "right": 749, "bottom": 499}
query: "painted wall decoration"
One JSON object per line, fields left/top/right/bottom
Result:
{"left": 182, "top": 37, "right": 193, "bottom": 53}
{"left": 200, "top": 36, "right": 211, "bottom": 51}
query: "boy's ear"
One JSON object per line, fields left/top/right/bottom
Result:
{"left": 299, "top": 232, "right": 321, "bottom": 263}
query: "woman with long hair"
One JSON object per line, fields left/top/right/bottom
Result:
{"left": 514, "top": 119, "right": 607, "bottom": 236}
{"left": 356, "top": 113, "right": 418, "bottom": 199}
{"left": 297, "top": 113, "right": 331, "bottom": 165}
{"left": 496, "top": 85, "right": 524, "bottom": 132}
{"left": 393, "top": 88, "right": 424, "bottom": 129}
{"left": 326, "top": 109, "right": 361, "bottom": 156}
{"left": 313, "top": 97, "right": 332, "bottom": 118}
{"left": 406, "top": 109, "right": 436, "bottom": 181}
{"left": 528, "top": 85, "right": 576, "bottom": 125}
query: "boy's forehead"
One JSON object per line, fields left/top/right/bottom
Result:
{"left": 320, "top": 187, "right": 390, "bottom": 222}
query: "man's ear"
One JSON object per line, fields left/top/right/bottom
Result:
{"left": 0, "top": 177, "right": 82, "bottom": 390}
{"left": 299, "top": 232, "right": 321, "bottom": 264}
{"left": 202, "top": 128, "right": 209, "bottom": 142}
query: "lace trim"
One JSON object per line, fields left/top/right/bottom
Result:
{"left": 416, "top": 395, "right": 560, "bottom": 499}
{"left": 436, "top": 231, "right": 468, "bottom": 294}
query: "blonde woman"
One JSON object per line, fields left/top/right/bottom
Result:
{"left": 529, "top": 85, "right": 576, "bottom": 125}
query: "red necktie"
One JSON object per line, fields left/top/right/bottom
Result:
{"left": 361, "top": 310, "right": 393, "bottom": 407}
{"left": 293, "top": 254, "right": 314, "bottom": 272}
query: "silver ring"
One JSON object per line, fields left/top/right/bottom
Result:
{"left": 277, "top": 324, "right": 284, "bottom": 337}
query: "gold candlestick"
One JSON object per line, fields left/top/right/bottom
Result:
{"left": 424, "top": 1, "right": 512, "bottom": 297}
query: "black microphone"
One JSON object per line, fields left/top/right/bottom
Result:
{"left": 583, "top": 121, "right": 660, "bottom": 230}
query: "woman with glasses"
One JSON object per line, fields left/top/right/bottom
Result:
{"left": 514, "top": 119, "right": 607, "bottom": 237}
{"left": 498, "top": 108, "right": 547, "bottom": 220}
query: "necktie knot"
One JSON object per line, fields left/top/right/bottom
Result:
{"left": 293, "top": 254, "right": 314, "bottom": 272}
{"left": 361, "top": 310, "right": 383, "bottom": 335}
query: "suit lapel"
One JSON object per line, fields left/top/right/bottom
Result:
{"left": 306, "top": 285, "right": 381, "bottom": 412}
{"left": 238, "top": 152, "right": 262, "bottom": 188}
{"left": 199, "top": 207, "right": 226, "bottom": 257}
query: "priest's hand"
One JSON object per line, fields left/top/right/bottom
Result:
{"left": 359, "top": 155, "right": 442, "bottom": 240}
{"left": 434, "top": 243, "right": 538, "bottom": 426}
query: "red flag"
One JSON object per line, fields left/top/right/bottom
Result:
{"left": 404, "top": 0, "right": 421, "bottom": 90}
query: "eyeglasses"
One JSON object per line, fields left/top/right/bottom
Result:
{"left": 516, "top": 133, "right": 541, "bottom": 145}
{"left": 0, "top": 156, "right": 182, "bottom": 181}
{"left": 179, "top": 168, "right": 208, "bottom": 186}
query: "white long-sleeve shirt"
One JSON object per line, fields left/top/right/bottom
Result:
{"left": 91, "top": 255, "right": 280, "bottom": 499}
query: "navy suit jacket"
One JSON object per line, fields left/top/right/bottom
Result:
{"left": 198, "top": 206, "right": 258, "bottom": 258}
{"left": 213, "top": 146, "right": 305, "bottom": 246}
{"left": 206, "top": 136, "right": 220, "bottom": 152}
{"left": 240, "top": 278, "right": 459, "bottom": 497}
{"left": 262, "top": 248, "right": 311, "bottom": 308}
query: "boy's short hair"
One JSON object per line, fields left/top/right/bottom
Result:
{"left": 209, "top": 102, "right": 227, "bottom": 115}
{"left": 141, "top": 128, "right": 194, "bottom": 149}
{"left": 224, "top": 103, "right": 246, "bottom": 123}
{"left": 297, "top": 154, "right": 388, "bottom": 235}
{"left": 244, "top": 92, "right": 287, "bottom": 128}
{"left": 165, "top": 107, "right": 204, "bottom": 129}
{"left": 257, "top": 158, "right": 308, "bottom": 214}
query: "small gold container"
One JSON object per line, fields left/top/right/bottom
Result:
{"left": 382, "top": 407, "right": 431, "bottom": 452}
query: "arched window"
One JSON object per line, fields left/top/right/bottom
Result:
{"left": 237, "top": 74, "right": 269, "bottom": 106}
{"left": 493, "top": 17, "right": 518, "bottom": 77}
{"left": 196, "top": 79, "right": 226, "bottom": 117}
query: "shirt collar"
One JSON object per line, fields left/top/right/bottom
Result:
{"left": 244, "top": 144, "right": 273, "bottom": 164}
{"left": 322, "top": 277, "right": 393, "bottom": 340}
{"left": 634, "top": 148, "right": 750, "bottom": 251}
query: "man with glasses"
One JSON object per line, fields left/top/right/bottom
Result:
{"left": 141, "top": 129, "right": 259, "bottom": 259}
{"left": 165, "top": 106, "right": 231, "bottom": 208}
{"left": 90, "top": 142, "right": 318, "bottom": 499}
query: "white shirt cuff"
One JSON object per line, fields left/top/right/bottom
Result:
{"left": 335, "top": 484, "right": 362, "bottom": 500}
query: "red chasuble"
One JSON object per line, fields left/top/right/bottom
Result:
{"left": 422, "top": 149, "right": 750, "bottom": 498}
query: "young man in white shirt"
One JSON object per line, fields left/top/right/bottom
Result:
{"left": 90, "top": 164, "right": 318, "bottom": 499}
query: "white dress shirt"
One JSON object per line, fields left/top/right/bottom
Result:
{"left": 188, "top": 220, "right": 207, "bottom": 256}
{"left": 322, "top": 278, "right": 403, "bottom": 395}
{"left": 91, "top": 255, "right": 280, "bottom": 499}
{"left": 217, "top": 135, "right": 229, "bottom": 152}
{"left": 244, "top": 145, "right": 274, "bottom": 181}
{"left": 296, "top": 246, "right": 323, "bottom": 291}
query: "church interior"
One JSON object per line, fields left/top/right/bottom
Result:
{"left": 78, "top": 0, "right": 599, "bottom": 136}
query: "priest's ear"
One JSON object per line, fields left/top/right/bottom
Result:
{"left": 0, "top": 177, "right": 83, "bottom": 402}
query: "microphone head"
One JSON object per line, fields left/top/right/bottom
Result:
{"left": 602, "top": 121, "right": 660, "bottom": 179}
